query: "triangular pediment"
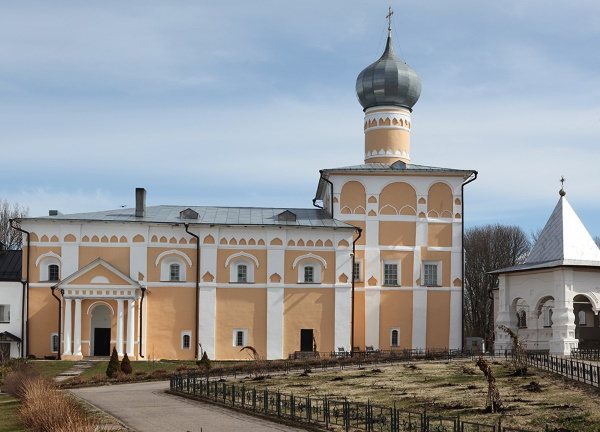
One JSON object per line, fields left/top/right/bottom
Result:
{"left": 57, "top": 258, "right": 140, "bottom": 288}
{"left": 527, "top": 196, "right": 600, "bottom": 264}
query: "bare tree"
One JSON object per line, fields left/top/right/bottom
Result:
{"left": 464, "top": 224, "right": 531, "bottom": 348}
{"left": 0, "top": 200, "right": 28, "bottom": 250}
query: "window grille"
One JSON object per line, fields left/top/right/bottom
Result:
{"left": 51, "top": 333, "right": 59, "bottom": 353}
{"left": 391, "top": 329, "right": 399, "bottom": 347}
{"left": 237, "top": 264, "right": 248, "bottom": 283}
{"left": 236, "top": 331, "right": 244, "bottom": 347}
{"left": 353, "top": 262, "right": 360, "bottom": 281}
{"left": 383, "top": 263, "right": 398, "bottom": 286}
{"left": 48, "top": 264, "right": 60, "bottom": 281}
{"left": 423, "top": 263, "right": 438, "bottom": 286}
{"left": 169, "top": 264, "right": 180, "bottom": 281}
{"left": 182, "top": 334, "right": 191, "bottom": 349}
{"left": 304, "top": 266, "right": 314, "bottom": 283}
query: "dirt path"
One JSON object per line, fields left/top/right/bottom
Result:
{"left": 71, "top": 380, "right": 305, "bottom": 432}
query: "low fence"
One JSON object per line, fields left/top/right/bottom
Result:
{"left": 525, "top": 352, "right": 600, "bottom": 387}
{"left": 570, "top": 348, "right": 600, "bottom": 361}
{"left": 170, "top": 373, "right": 540, "bottom": 432}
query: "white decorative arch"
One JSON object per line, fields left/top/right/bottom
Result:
{"left": 87, "top": 301, "right": 115, "bottom": 316}
{"left": 154, "top": 250, "right": 192, "bottom": 267}
{"left": 90, "top": 275, "right": 110, "bottom": 284}
{"left": 292, "top": 253, "right": 327, "bottom": 269}
{"left": 573, "top": 293, "right": 599, "bottom": 314}
{"left": 35, "top": 251, "right": 62, "bottom": 267}
{"left": 225, "top": 252, "right": 260, "bottom": 269}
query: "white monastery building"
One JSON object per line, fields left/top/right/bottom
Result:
{"left": 14, "top": 22, "right": 477, "bottom": 360}
{"left": 493, "top": 187, "right": 600, "bottom": 355}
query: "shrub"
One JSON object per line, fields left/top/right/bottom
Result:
{"left": 121, "top": 353, "right": 132, "bottom": 375}
{"left": 2, "top": 363, "right": 39, "bottom": 398}
{"left": 106, "top": 347, "right": 120, "bottom": 378}
{"left": 197, "top": 351, "right": 211, "bottom": 370}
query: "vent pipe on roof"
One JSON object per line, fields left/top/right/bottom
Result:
{"left": 135, "top": 188, "right": 146, "bottom": 218}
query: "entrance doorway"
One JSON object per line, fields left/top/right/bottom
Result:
{"left": 93, "top": 328, "right": 110, "bottom": 356}
{"left": 300, "top": 329, "right": 314, "bottom": 352}
{"left": 90, "top": 303, "right": 112, "bottom": 356}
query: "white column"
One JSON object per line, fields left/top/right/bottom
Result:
{"left": 116, "top": 299, "right": 124, "bottom": 356}
{"left": 126, "top": 299, "right": 135, "bottom": 357}
{"left": 63, "top": 298, "right": 72, "bottom": 355}
{"left": 73, "top": 299, "right": 82, "bottom": 356}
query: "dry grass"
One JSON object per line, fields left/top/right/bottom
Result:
{"left": 232, "top": 359, "right": 600, "bottom": 431}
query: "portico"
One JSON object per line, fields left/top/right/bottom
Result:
{"left": 55, "top": 258, "right": 142, "bottom": 360}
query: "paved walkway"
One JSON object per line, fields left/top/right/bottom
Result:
{"left": 71, "top": 381, "right": 305, "bottom": 432}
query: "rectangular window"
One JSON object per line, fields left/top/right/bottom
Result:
{"left": 234, "top": 330, "right": 246, "bottom": 347}
{"left": 169, "top": 264, "right": 180, "bottom": 281}
{"left": 304, "top": 266, "right": 314, "bottom": 283}
{"left": 353, "top": 262, "right": 361, "bottom": 282}
{"left": 51, "top": 333, "right": 59, "bottom": 353}
{"left": 0, "top": 305, "right": 9, "bottom": 323}
{"left": 237, "top": 265, "right": 247, "bottom": 283}
{"left": 48, "top": 265, "right": 59, "bottom": 282}
{"left": 383, "top": 263, "right": 398, "bottom": 286}
{"left": 390, "top": 328, "right": 400, "bottom": 347}
{"left": 182, "top": 334, "right": 191, "bottom": 349}
{"left": 423, "top": 263, "right": 438, "bottom": 286}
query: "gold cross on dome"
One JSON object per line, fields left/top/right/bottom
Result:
{"left": 386, "top": 6, "right": 394, "bottom": 33}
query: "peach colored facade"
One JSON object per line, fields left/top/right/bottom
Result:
{"left": 15, "top": 26, "right": 476, "bottom": 361}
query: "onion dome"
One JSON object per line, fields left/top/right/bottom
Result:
{"left": 356, "top": 34, "right": 422, "bottom": 111}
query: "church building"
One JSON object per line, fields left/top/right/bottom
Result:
{"left": 493, "top": 186, "right": 600, "bottom": 355}
{"left": 16, "top": 21, "right": 476, "bottom": 360}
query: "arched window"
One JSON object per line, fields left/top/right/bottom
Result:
{"left": 517, "top": 310, "right": 527, "bottom": 329}
{"left": 390, "top": 328, "right": 400, "bottom": 347}
{"left": 578, "top": 310, "right": 587, "bottom": 326}
{"left": 48, "top": 264, "right": 60, "bottom": 282}
{"left": 182, "top": 334, "right": 190, "bottom": 349}
{"left": 237, "top": 264, "right": 248, "bottom": 282}
{"left": 543, "top": 307, "right": 553, "bottom": 328}
{"left": 169, "top": 264, "right": 180, "bottom": 282}
{"left": 293, "top": 254, "right": 326, "bottom": 284}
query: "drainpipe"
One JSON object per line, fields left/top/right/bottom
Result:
{"left": 184, "top": 223, "right": 200, "bottom": 360}
{"left": 350, "top": 227, "right": 363, "bottom": 357}
{"left": 138, "top": 286, "right": 146, "bottom": 358}
{"left": 10, "top": 219, "right": 29, "bottom": 358}
{"left": 461, "top": 171, "right": 478, "bottom": 352}
{"left": 318, "top": 170, "right": 334, "bottom": 217}
{"left": 50, "top": 286, "right": 62, "bottom": 360}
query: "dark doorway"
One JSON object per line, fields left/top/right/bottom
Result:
{"left": 94, "top": 328, "right": 111, "bottom": 356}
{"left": 300, "top": 329, "right": 314, "bottom": 352}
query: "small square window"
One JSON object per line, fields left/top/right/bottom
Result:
{"left": 353, "top": 262, "right": 361, "bottom": 282}
{"left": 423, "top": 263, "right": 438, "bottom": 286}
{"left": 304, "top": 266, "right": 314, "bottom": 283}
{"left": 383, "top": 263, "right": 398, "bottom": 286}
{"left": 237, "top": 264, "right": 247, "bottom": 283}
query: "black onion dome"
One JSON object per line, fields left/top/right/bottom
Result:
{"left": 356, "top": 35, "right": 421, "bottom": 111}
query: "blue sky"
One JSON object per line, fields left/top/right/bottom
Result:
{"left": 1, "top": 1, "right": 599, "bottom": 237}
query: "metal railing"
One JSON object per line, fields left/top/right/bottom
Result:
{"left": 170, "top": 372, "right": 542, "bottom": 432}
{"left": 525, "top": 351, "right": 600, "bottom": 387}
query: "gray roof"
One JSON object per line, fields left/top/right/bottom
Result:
{"left": 0, "top": 250, "right": 22, "bottom": 281}
{"left": 322, "top": 161, "right": 475, "bottom": 175}
{"left": 492, "top": 195, "right": 600, "bottom": 274}
{"left": 356, "top": 34, "right": 421, "bottom": 110}
{"left": 24, "top": 206, "right": 356, "bottom": 229}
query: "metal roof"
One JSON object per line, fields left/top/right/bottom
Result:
{"left": 0, "top": 250, "right": 22, "bottom": 281}
{"left": 321, "top": 161, "right": 475, "bottom": 175}
{"left": 492, "top": 195, "right": 600, "bottom": 274}
{"left": 356, "top": 34, "right": 421, "bottom": 110}
{"left": 23, "top": 206, "right": 355, "bottom": 229}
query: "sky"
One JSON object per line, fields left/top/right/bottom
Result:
{"left": 1, "top": 1, "right": 599, "bottom": 237}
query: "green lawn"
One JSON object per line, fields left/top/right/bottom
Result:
{"left": 0, "top": 395, "right": 24, "bottom": 432}
{"left": 30, "top": 360, "right": 76, "bottom": 378}
{"left": 78, "top": 360, "right": 198, "bottom": 379}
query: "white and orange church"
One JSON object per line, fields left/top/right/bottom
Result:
{"left": 15, "top": 26, "right": 476, "bottom": 360}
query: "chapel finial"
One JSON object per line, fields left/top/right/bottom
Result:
{"left": 559, "top": 176, "right": 566, "bottom": 197}
{"left": 386, "top": 6, "right": 394, "bottom": 36}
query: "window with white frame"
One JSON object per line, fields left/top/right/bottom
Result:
{"left": 169, "top": 263, "right": 181, "bottom": 282}
{"left": 51, "top": 333, "right": 59, "bottom": 353}
{"left": 48, "top": 264, "right": 60, "bottom": 282}
{"left": 543, "top": 307, "right": 553, "bottom": 328}
{"left": 578, "top": 310, "right": 587, "bottom": 326}
{"left": 158, "top": 254, "right": 188, "bottom": 282}
{"left": 181, "top": 331, "right": 192, "bottom": 349}
{"left": 237, "top": 264, "right": 248, "bottom": 283}
{"left": 0, "top": 305, "right": 9, "bottom": 323}
{"left": 390, "top": 328, "right": 400, "bottom": 347}
{"left": 383, "top": 262, "right": 399, "bottom": 286}
{"left": 353, "top": 261, "right": 361, "bottom": 282}
{"left": 423, "top": 262, "right": 441, "bottom": 286}
{"left": 233, "top": 329, "right": 247, "bottom": 347}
